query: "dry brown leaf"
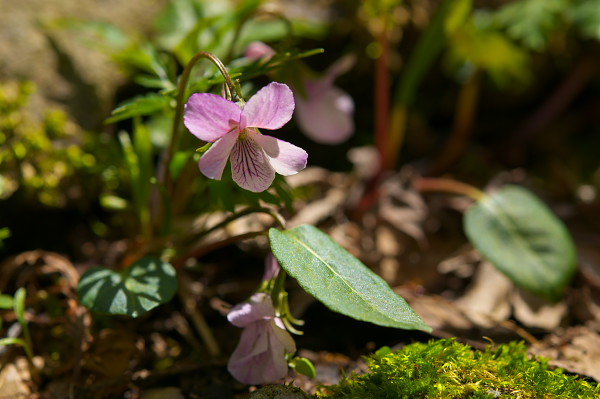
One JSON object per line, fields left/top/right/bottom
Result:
{"left": 83, "top": 329, "right": 141, "bottom": 378}
{"left": 529, "top": 324, "right": 600, "bottom": 381}
{"left": 572, "top": 285, "right": 600, "bottom": 323}
{"left": 511, "top": 287, "right": 567, "bottom": 330}
{"left": 347, "top": 146, "right": 380, "bottom": 180}
{"left": 455, "top": 262, "right": 512, "bottom": 328}
{"left": 0, "top": 250, "right": 78, "bottom": 292}
{"left": 438, "top": 246, "right": 478, "bottom": 278}
{"left": 396, "top": 289, "right": 474, "bottom": 331}
{"left": 0, "top": 363, "right": 31, "bottom": 399}
{"left": 288, "top": 188, "right": 346, "bottom": 227}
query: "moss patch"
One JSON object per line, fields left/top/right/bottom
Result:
{"left": 317, "top": 338, "right": 599, "bottom": 398}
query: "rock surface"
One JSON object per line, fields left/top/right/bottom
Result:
{"left": 0, "top": 0, "right": 166, "bottom": 129}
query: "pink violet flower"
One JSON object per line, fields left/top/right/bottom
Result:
{"left": 245, "top": 42, "right": 355, "bottom": 145}
{"left": 227, "top": 293, "right": 296, "bottom": 385}
{"left": 184, "top": 82, "right": 308, "bottom": 192}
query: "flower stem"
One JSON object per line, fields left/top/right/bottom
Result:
{"left": 178, "top": 272, "right": 221, "bottom": 356}
{"left": 173, "top": 230, "right": 269, "bottom": 269}
{"left": 163, "top": 52, "right": 241, "bottom": 197}
{"left": 428, "top": 69, "right": 481, "bottom": 175}
{"left": 413, "top": 177, "right": 485, "bottom": 201}
{"left": 374, "top": 18, "right": 390, "bottom": 173}
{"left": 225, "top": 10, "right": 294, "bottom": 64}
{"left": 197, "top": 206, "right": 286, "bottom": 243}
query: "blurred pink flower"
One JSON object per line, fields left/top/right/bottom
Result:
{"left": 184, "top": 82, "right": 308, "bottom": 192}
{"left": 245, "top": 41, "right": 276, "bottom": 60}
{"left": 227, "top": 293, "right": 296, "bottom": 385}
{"left": 294, "top": 56, "right": 355, "bottom": 145}
{"left": 245, "top": 42, "right": 355, "bottom": 145}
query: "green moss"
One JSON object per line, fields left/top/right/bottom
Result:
{"left": 317, "top": 338, "right": 599, "bottom": 399}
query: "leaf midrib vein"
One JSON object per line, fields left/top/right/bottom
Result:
{"left": 289, "top": 232, "right": 394, "bottom": 321}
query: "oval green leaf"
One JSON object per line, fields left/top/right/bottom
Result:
{"left": 290, "top": 357, "right": 316, "bottom": 379}
{"left": 269, "top": 225, "right": 431, "bottom": 332}
{"left": 464, "top": 185, "right": 577, "bottom": 301}
{"left": 78, "top": 257, "right": 177, "bottom": 317}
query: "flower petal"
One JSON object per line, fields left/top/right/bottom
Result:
{"left": 294, "top": 85, "right": 354, "bottom": 144}
{"left": 230, "top": 134, "right": 275, "bottom": 192}
{"left": 242, "top": 82, "right": 295, "bottom": 130}
{"left": 227, "top": 293, "right": 276, "bottom": 327}
{"left": 323, "top": 54, "right": 356, "bottom": 86}
{"left": 184, "top": 93, "right": 241, "bottom": 142}
{"left": 262, "top": 253, "right": 281, "bottom": 281}
{"left": 227, "top": 322, "right": 291, "bottom": 384}
{"left": 198, "top": 131, "right": 238, "bottom": 180}
{"left": 251, "top": 131, "right": 308, "bottom": 175}
{"left": 270, "top": 320, "right": 296, "bottom": 354}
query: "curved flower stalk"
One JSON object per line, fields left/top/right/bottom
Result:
{"left": 184, "top": 82, "right": 308, "bottom": 192}
{"left": 246, "top": 42, "right": 355, "bottom": 145}
{"left": 227, "top": 292, "right": 296, "bottom": 384}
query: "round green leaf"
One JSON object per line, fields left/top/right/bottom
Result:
{"left": 269, "top": 225, "right": 431, "bottom": 332}
{"left": 464, "top": 185, "right": 577, "bottom": 301}
{"left": 78, "top": 257, "right": 177, "bottom": 317}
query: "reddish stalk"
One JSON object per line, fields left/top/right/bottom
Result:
{"left": 413, "top": 177, "right": 485, "bottom": 201}
{"left": 354, "top": 19, "right": 391, "bottom": 218}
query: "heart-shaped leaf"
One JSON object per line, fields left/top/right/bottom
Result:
{"left": 269, "top": 225, "right": 431, "bottom": 332}
{"left": 464, "top": 185, "right": 577, "bottom": 301}
{"left": 78, "top": 257, "right": 177, "bottom": 317}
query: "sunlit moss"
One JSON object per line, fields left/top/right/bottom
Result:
{"left": 317, "top": 338, "right": 600, "bottom": 399}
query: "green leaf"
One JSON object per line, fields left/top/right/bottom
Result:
{"left": 464, "top": 185, "right": 577, "bottom": 301}
{"left": 134, "top": 74, "right": 175, "bottom": 90}
{"left": 78, "top": 257, "right": 177, "bottom": 317}
{"left": 115, "top": 42, "right": 170, "bottom": 80}
{"left": 395, "top": 0, "right": 458, "bottom": 106}
{"left": 0, "top": 337, "right": 28, "bottom": 349}
{"left": 569, "top": 0, "right": 600, "bottom": 41}
{"left": 290, "top": 357, "right": 316, "bottom": 378}
{"left": 269, "top": 225, "right": 431, "bottom": 332}
{"left": 0, "top": 227, "right": 10, "bottom": 248}
{"left": 447, "top": 22, "right": 530, "bottom": 86}
{"left": 14, "top": 288, "right": 27, "bottom": 327}
{"left": 155, "top": 0, "right": 205, "bottom": 51}
{"left": 133, "top": 118, "right": 154, "bottom": 237}
{"left": 170, "top": 150, "right": 194, "bottom": 180}
{"left": 99, "top": 194, "right": 129, "bottom": 210}
{"left": 0, "top": 293, "right": 13, "bottom": 309}
{"left": 106, "top": 93, "right": 170, "bottom": 124}
{"left": 492, "top": 0, "right": 568, "bottom": 51}
{"left": 50, "top": 19, "right": 130, "bottom": 52}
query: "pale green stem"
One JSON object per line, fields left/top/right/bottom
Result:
{"left": 163, "top": 52, "right": 241, "bottom": 196}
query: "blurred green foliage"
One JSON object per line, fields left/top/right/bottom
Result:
{"left": 0, "top": 81, "right": 98, "bottom": 207}
{"left": 491, "top": 0, "right": 600, "bottom": 50}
